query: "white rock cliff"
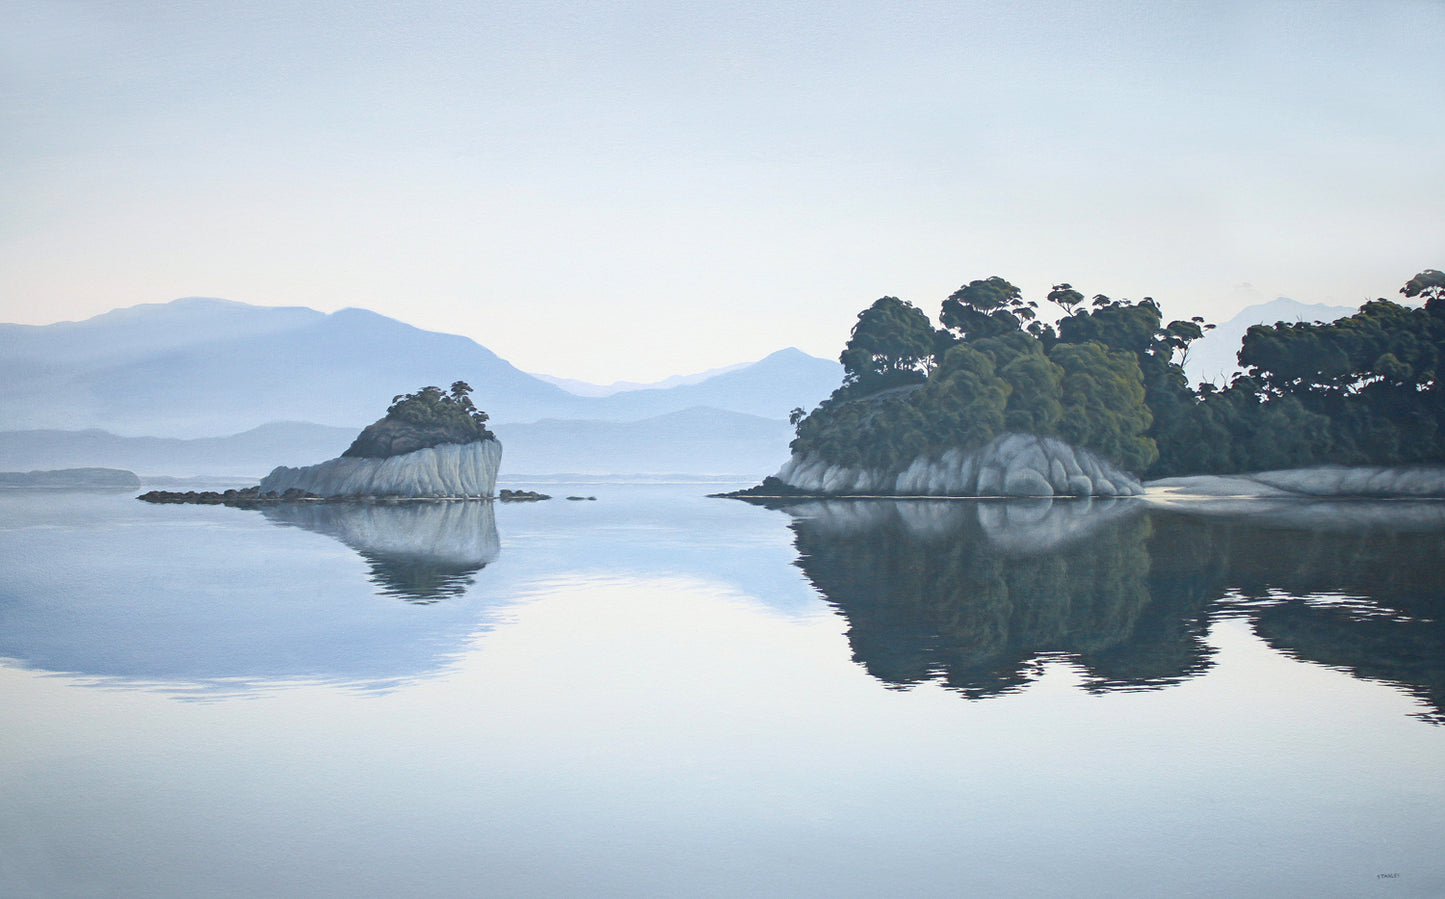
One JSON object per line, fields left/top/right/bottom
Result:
{"left": 260, "top": 439, "right": 501, "bottom": 498}
{"left": 774, "top": 433, "right": 1144, "bottom": 497}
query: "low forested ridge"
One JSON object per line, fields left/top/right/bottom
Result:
{"left": 791, "top": 269, "right": 1445, "bottom": 478}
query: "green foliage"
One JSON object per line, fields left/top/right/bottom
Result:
{"left": 793, "top": 285, "right": 1156, "bottom": 476}
{"left": 1050, "top": 342, "right": 1158, "bottom": 472}
{"left": 1401, "top": 269, "right": 1445, "bottom": 303}
{"left": 919, "top": 342, "right": 1010, "bottom": 449}
{"left": 1207, "top": 289, "right": 1445, "bottom": 470}
{"left": 385, "top": 382, "right": 495, "bottom": 440}
{"left": 791, "top": 267, "right": 1445, "bottom": 480}
{"left": 1046, "top": 283, "right": 1085, "bottom": 314}
{"left": 840, "top": 296, "right": 937, "bottom": 393}
{"left": 939, "top": 276, "right": 1037, "bottom": 341}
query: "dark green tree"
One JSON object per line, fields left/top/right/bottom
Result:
{"left": 839, "top": 296, "right": 938, "bottom": 393}
{"left": 1046, "top": 283, "right": 1085, "bottom": 315}
{"left": 939, "top": 276, "right": 1036, "bottom": 342}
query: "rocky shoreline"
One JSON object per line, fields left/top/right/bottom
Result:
{"left": 140, "top": 486, "right": 551, "bottom": 507}
{"left": 758, "top": 433, "right": 1145, "bottom": 498}
{"left": 720, "top": 462, "right": 1445, "bottom": 502}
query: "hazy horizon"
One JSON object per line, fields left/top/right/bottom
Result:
{"left": 4, "top": 1, "right": 1442, "bottom": 383}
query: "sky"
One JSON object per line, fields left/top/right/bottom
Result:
{"left": 2, "top": 0, "right": 1442, "bottom": 384}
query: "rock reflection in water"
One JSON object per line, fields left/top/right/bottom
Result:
{"left": 263, "top": 500, "right": 500, "bottom": 603}
{"left": 774, "top": 496, "right": 1445, "bottom": 720}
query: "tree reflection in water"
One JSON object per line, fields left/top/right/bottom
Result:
{"left": 759, "top": 497, "right": 1445, "bottom": 721}
{"left": 263, "top": 500, "right": 500, "bottom": 603}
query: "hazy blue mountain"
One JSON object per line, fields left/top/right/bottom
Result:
{"left": 498, "top": 407, "right": 794, "bottom": 476}
{"left": 530, "top": 360, "right": 751, "bottom": 396}
{"left": 582, "top": 348, "right": 842, "bottom": 422}
{"left": 0, "top": 297, "right": 587, "bottom": 437}
{"left": 1183, "top": 298, "right": 1360, "bottom": 385}
{"left": 0, "top": 422, "right": 357, "bottom": 478}
{"left": 0, "top": 409, "right": 794, "bottom": 478}
{"left": 0, "top": 298, "right": 840, "bottom": 438}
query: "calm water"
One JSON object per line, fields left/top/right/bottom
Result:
{"left": 1, "top": 484, "right": 1443, "bottom": 897}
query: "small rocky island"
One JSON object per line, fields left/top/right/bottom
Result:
{"left": 142, "top": 382, "right": 515, "bottom": 505}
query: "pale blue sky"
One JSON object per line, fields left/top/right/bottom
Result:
{"left": 3, "top": 0, "right": 1442, "bottom": 382}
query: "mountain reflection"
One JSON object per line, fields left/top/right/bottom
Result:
{"left": 765, "top": 497, "right": 1445, "bottom": 721}
{"left": 263, "top": 501, "right": 500, "bottom": 603}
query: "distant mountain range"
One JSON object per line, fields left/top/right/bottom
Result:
{"left": 0, "top": 297, "right": 840, "bottom": 477}
{"left": 0, "top": 422, "right": 355, "bottom": 479}
{"left": 0, "top": 410, "right": 794, "bottom": 479}
{"left": 530, "top": 360, "right": 752, "bottom": 396}
{"left": 0, "top": 297, "right": 842, "bottom": 437}
{"left": 1183, "top": 297, "right": 1361, "bottom": 385}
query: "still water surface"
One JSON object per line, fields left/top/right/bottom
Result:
{"left": 1, "top": 484, "right": 1443, "bottom": 897}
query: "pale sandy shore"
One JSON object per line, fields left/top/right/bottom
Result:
{"left": 1143, "top": 466, "right": 1445, "bottom": 530}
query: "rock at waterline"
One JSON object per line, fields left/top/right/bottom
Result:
{"left": 766, "top": 433, "right": 1143, "bottom": 497}
{"left": 261, "top": 439, "right": 501, "bottom": 498}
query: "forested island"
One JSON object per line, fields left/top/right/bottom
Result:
{"left": 756, "top": 269, "right": 1445, "bottom": 495}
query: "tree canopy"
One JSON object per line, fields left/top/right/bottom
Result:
{"left": 383, "top": 383, "right": 494, "bottom": 439}
{"left": 789, "top": 269, "right": 1445, "bottom": 480}
{"left": 341, "top": 381, "right": 496, "bottom": 459}
{"left": 839, "top": 296, "right": 937, "bottom": 392}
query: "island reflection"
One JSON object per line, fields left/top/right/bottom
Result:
{"left": 765, "top": 497, "right": 1445, "bottom": 722}
{"left": 262, "top": 500, "right": 500, "bottom": 603}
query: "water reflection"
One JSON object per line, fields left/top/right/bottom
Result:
{"left": 764, "top": 497, "right": 1445, "bottom": 721}
{"left": 1159, "top": 505, "right": 1445, "bottom": 724}
{"left": 0, "top": 495, "right": 506, "bottom": 694}
{"left": 263, "top": 501, "right": 500, "bottom": 603}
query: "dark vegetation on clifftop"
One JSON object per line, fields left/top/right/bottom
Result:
{"left": 343, "top": 381, "right": 496, "bottom": 459}
{"left": 789, "top": 269, "right": 1445, "bottom": 479}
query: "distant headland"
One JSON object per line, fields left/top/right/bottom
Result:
{"left": 0, "top": 467, "right": 141, "bottom": 489}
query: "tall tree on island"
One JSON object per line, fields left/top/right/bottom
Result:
{"left": 839, "top": 296, "right": 937, "bottom": 394}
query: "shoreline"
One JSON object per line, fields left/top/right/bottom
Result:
{"left": 717, "top": 464, "right": 1445, "bottom": 503}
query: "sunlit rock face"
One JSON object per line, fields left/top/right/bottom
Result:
{"left": 774, "top": 433, "right": 1143, "bottom": 497}
{"left": 260, "top": 439, "right": 501, "bottom": 498}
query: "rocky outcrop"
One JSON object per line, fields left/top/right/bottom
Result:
{"left": 260, "top": 439, "right": 501, "bottom": 498}
{"left": 772, "top": 433, "right": 1143, "bottom": 497}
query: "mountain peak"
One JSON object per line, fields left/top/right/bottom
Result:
{"left": 1184, "top": 296, "right": 1361, "bottom": 384}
